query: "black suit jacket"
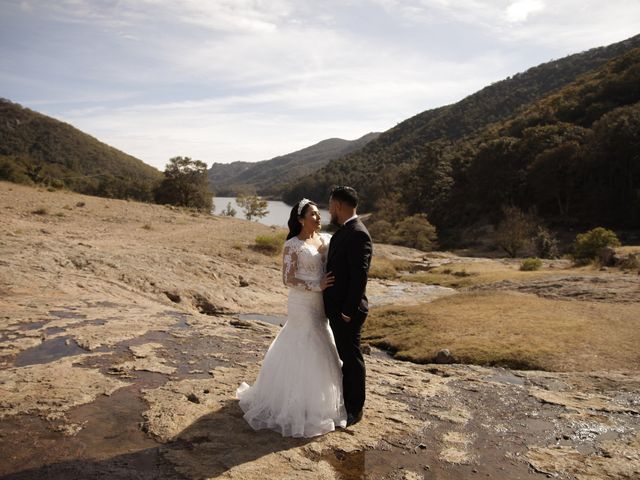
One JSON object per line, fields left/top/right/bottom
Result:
{"left": 323, "top": 218, "right": 373, "bottom": 321}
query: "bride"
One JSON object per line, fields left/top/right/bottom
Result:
{"left": 236, "top": 198, "right": 348, "bottom": 437}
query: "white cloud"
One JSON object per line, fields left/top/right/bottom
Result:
{"left": 505, "top": 0, "right": 545, "bottom": 23}
{"left": 3, "top": 0, "right": 639, "bottom": 170}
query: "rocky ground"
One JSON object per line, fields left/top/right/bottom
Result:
{"left": 1, "top": 181, "right": 639, "bottom": 480}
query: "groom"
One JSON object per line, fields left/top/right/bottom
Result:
{"left": 324, "top": 186, "right": 372, "bottom": 427}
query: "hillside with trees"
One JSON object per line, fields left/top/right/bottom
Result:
{"left": 208, "top": 132, "right": 379, "bottom": 197}
{"left": 0, "top": 99, "right": 162, "bottom": 202}
{"left": 407, "top": 46, "right": 640, "bottom": 240}
{"left": 283, "top": 34, "right": 640, "bottom": 212}
{"left": 282, "top": 34, "right": 640, "bottom": 249}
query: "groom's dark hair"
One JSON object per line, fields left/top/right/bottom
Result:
{"left": 330, "top": 186, "right": 358, "bottom": 208}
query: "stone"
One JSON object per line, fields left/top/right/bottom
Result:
{"left": 164, "top": 290, "right": 181, "bottom": 303}
{"left": 435, "top": 349, "right": 453, "bottom": 364}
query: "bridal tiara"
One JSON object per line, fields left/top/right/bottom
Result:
{"left": 297, "top": 198, "right": 311, "bottom": 215}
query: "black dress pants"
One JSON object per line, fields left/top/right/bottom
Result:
{"left": 329, "top": 313, "right": 366, "bottom": 415}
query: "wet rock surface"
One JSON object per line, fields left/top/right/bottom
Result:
{"left": 1, "top": 182, "right": 639, "bottom": 479}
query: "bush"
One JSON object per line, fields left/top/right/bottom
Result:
{"left": 389, "top": 214, "right": 438, "bottom": 251}
{"left": 366, "top": 219, "right": 394, "bottom": 244}
{"left": 520, "top": 258, "right": 543, "bottom": 271}
{"left": 253, "top": 232, "right": 287, "bottom": 254}
{"left": 534, "top": 226, "right": 559, "bottom": 259}
{"left": 572, "top": 227, "right": 621, "bottom": 260}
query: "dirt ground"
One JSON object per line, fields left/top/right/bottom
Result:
{"left": 1, "top": 181, "right": 639, "bottom": 480}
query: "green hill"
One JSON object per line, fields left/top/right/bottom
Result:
{"left": 0, "top": 99, "right": 162, "bottom": 201}
{"left": 414, "top": 46, "right": 640, "bottom": 240}
{"left": 283, "top": 34, "right": 640, "bottom": 217}
{"left": 208, "top": 132, "right": 379, "bottom": 197}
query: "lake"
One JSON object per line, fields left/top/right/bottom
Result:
{"left": 213, "top": 197, "right": 331, "bottom": 228}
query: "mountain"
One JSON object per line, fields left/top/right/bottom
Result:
{"left": 419, "top": 45, "right": 640, "bottom": 236}
{"left": 208, "top": 132, "right": 380, "bottom": 197}
{"left": 282, "top": 34, "right": 640, "bottom": 212}
{"left": 0, "top": 99, "right": 162, "bottom": 201}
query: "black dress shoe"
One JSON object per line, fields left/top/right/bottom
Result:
{"left": 346, "top": 411, "right": 363, "bottom": 426}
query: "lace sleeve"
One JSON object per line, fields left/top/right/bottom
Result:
{"left": 282, "top": 241, "right": 322, "bottom": 292}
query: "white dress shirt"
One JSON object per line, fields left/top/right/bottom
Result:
{"left": 343, "top": 214, "right": 358, "bottom": 226}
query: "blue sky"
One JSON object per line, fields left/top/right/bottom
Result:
{"left": 1, "top": 1, "right": 639, "bottom": 170}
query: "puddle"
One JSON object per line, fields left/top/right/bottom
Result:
{"left": 0, "top": 381, "right": 174, "bottom": 478}
{"left": 162, "top": 310, "right": 192, "bottom": 329}
{"left": 49, "top": 310, "right": 87, "bottom": 319}
{"left": 43, "top": 326, "right": 66, "bottom": 335}
{"left": 238, "top": 313, "right": 286, "bottom": 327}
{"left": 15, "top": 321, "right": 46, "bottom": 331}
{"left": 13, "top": 336, "right": 104, "bottom": 367}
{"left": 85, "top": 300, "right": 121, "bottom": 308}
{"left": 321, "top": 449, "right": 368, "bottom": 479}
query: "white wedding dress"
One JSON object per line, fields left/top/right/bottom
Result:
{"left": 236, "top": 233, "right": 347, "bottom": 437}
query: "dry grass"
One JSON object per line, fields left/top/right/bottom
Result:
{"left": 402, "top": 260, "right": 589, "bottom": 288}
{"left": 617, "top": 246, "right": 640, "bottom": 255}
{"left": 363, "top": 290, "right": 640, "bottom": 372}
{"left": 252, "top": 231, "right": 287, "bottom": 255}
{"left": 368, "top": 257, "right": 413, "bottom": 279}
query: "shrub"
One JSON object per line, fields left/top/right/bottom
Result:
{"left": 31, "top": 207, "right": 48, "bottom": 215}
{"left": 366, "top": 219, "right": 394, "bottom": 244}
{"left": 253, "top": 232, "right": 287, "bottom": 254}
{"left": 572, "top": 227, "right": 621, "bottom": 260}
{"left": 389, "top": 214, "right": 438, "bottom": 251}
{"left": 520, "top": 258, "right": 543, "bottom": 271}
{"left": 534, "top": 226, "right": 559, "bottom": 259}
{"left": 221, "top": 202, "right": 237, "bottom": 217}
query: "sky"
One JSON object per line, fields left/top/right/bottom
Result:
{"left": 1, "top": 1, "right": 639, "bottom": 170}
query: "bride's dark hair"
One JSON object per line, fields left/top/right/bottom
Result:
{"left": 286, "top": 199, "right": 318, "bottom": 240}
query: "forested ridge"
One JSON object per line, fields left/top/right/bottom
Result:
{"left": 283, "top": 35, "right": 640, "bottom": 246}
{"left": 0, "top": 99, "right": 162, "bottom": 201}
{"left": 208, "top": 132, "right": 379, "bottom": 197}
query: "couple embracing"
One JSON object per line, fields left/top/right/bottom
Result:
{"left": 236, "top": 186, "right": 373, "bottom": 437}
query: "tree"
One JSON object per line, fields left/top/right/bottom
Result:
{"left": 221, "top": 202, "right": 237, "bottom": 217}
{"left": 494, "top": 205, "right": 537, "bottom": 258}
{"left": 237, "top": 194, "right": 269, "bottom": 221}
{"left": 154, "top": 156, "right": 213, "bottom": 212}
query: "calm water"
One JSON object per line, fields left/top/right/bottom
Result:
{"left": 213, "top": 197, "right": 330, "bottom": 227}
